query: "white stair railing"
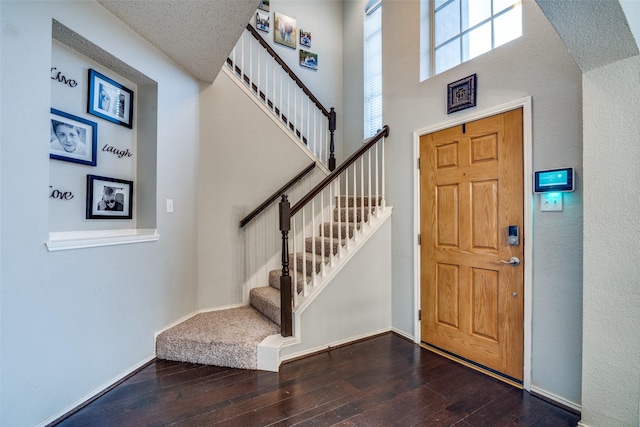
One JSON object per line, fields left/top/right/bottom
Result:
{"left": 227, "top": 25, "right": 336, "bottom": 170}
{"left": 278, "top": 126, "right": 389, "bottom": 337}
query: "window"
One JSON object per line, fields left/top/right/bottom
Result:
{"left": 432, "top": 0, "right": 522, "bottom": 75}
{"left": 364, "top": 1, "right": 382, "bottom": 138}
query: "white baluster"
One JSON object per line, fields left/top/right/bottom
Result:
{"left": 301, "top": 207, "right": 307, "bottom": 297}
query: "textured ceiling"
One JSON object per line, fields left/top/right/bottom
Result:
{"left": 96, "top": 0, "right": 261, "bottom": 83}
{"left": 536, "top": 0, "right": 639, "bottom": 72}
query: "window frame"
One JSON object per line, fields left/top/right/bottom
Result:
{"left": 364, "top": 0, "right": 382, "bottom": 139}
{"left": 430, "top": 0, "right": 522, "bottom": 76}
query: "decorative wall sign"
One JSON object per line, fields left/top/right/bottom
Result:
{"left": 256, "top": 10, "right": 269, "bottom": 33}
{"left": 299, "top": 49, "right": 318, "bottom": 70}
{"left": 51, "top": 67, "right": 78, "bottom": 87}
{"left": 50, "top": 108, "right": 98, "bottom": 166}
{"left": 49, "top": 186, "right": 74, "bottom": 200}
{"left": 274, "top": 12, "right": 297, "bottom": 49}
{"left": 102, "top": 144, "right": 133, "bottom": 158}
{"left": 86, "top": 175, "right": 133, "bottom": 219}
{"left": 300, "top": 29, "right": 311, "bottom": 48}
{"left": 447, "top": 74, "right": 477, "bottom": 114}
{"left": 87, "top": 69, "right": 134, "bottom": 128}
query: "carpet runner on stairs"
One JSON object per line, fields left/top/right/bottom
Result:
{"left": 156, "top": 196, "right": 379, "bottom": 370}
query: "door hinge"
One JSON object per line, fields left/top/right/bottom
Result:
{"left": 418, "top": 310, "right": 421, "bottom": 321}
{"left": 462, "top": 123, "right": 466, "bottom": 134}
{"left": 418, "top": 234, "right": 421, "bottom": 245}
{"left": 417, "top": 158, "right": 420, "bottom": 169}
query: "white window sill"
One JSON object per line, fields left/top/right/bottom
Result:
{"left": 46, "top": 229, "right": 159, "bottom": 251}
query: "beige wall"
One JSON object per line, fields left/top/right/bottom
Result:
{"left": 582, "top": 54, "right": 640, "bottom": 427}
{"left": 352, "top": 0, "right": 584, "bottom": 405}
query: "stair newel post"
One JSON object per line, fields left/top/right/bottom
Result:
{"left": 279, "top": 195, "right": 293, "bottom": 337}
{"left": 328, "top": 107, "right": 336, "bottom": 171}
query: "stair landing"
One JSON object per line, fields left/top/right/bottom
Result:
{"left": 156, "top": 306, "right": 279, "bottom": 370}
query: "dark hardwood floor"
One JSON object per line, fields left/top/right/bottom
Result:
{"left": 53, "top": 333, "right": 580, "bottom": 426}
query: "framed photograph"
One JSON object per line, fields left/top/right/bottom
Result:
{"left": 274, "top": 12, "right": 297, "bottom": 49}
{"left": 300, "top": 29, "right": 311, "bottom": 48}
{"left": 87, "top": 69, "right": 134, "bottom": 128}
{"left": 299, "top": 49, "right": 318, "bottom": 70}
{"left": 256, "top": 10, "right": 270, "bottom": 33}
{"left": 86, "top": 174, "right": 133, "bottom": 219}
{"left": 447, "top": 74, "right": 477, "bottom": 114}
{"left": 258, "top": 0, "right": 269, "bottom": 12}
{"left": 50, "top": 109, "right": 98, "bottom": 166}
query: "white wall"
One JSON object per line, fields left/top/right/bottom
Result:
{"left": 581, "top": 54, "right": 640, "bottom": 427}
{"left": 344, "top": 0, "right": 584, "bottom": 405}
{"left": 0, "top": 2, "right": 200, "bottom": 425}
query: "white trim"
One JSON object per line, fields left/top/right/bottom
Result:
{"left": 412, "top": 96, "right": 533, "bottom": 390}
{"left": 46, "top": 228, "right": 159, "bottom": 251}
{"left": 36, "top": 355, "right": 156, "bottom": 427}
{"left": 391, "top": 327, "right": 414, "bottom": 342}
{"left": 279, "top": 327, "right": 393, "bottom": 365}
{"left": 531, "top": 385, "right": 582, "bottom": 413}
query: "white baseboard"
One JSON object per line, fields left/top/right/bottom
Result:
{"left": 37, "top": 355, "right": 156, "bottom": 427}
{"left": 530, "top": 385, "right": 582, "bottom": 413}
{"left": 391, "top": 327, "right": 415, "bottom": 342}
{"left": 279, "top": 327, "right": 393, "bottom": 365}
{"left": 577, "top": 422, "right": 589, "bottom": 427}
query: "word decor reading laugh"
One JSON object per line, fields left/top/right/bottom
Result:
{"left": 102, "top": 144, "right": 133, "bottom": 159}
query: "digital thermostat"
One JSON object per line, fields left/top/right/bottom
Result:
{"left": 534, "top": 167, "right": 574, "bottom": 193}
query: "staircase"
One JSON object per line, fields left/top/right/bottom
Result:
{"left": 156, "top": 195, "right": 385, "bottom": 369}
{"left": 156, "top": 21, "right": 391, "bottom": 371}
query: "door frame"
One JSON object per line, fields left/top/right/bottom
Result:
{"left": 413, "top": 96, "right": 533, "bottom": 390}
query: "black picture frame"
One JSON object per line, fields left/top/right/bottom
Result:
{"left": 447, "top": 74, "right": 477, "bottom": 114}
{"left": 87, "top": 69, "right": 134, "bottom": 128}
{"left": 86, "top": 174, "right": 133, "bottom": 219}
{"left": 50, "top": 108, "right": 98, "bottom": 166}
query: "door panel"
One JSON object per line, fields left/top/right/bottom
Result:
{"left": 420, "top": 108, "right": 524, "bottom": 381}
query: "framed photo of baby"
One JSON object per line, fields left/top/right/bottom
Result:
{"left": 50, "top": 108, "right": 98, "bottom": 166}
{"left": 86, "top": 174, "right": 133, "bottom": 219}
{"left": 87, "top": 69, "right": 134, "bottom": 128}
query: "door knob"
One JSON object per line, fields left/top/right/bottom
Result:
{"left": 499, "top": 256, "right": 520, "bottom": 266}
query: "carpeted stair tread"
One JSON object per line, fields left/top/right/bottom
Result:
{"left": 304, "top": 236, "right": 345, "bottom": 257}
{"left": 333, "top": 206, "right": 375, "bottom": 222}
{"left": 321, "top": 222, "right": 358, "bottom": 238}
{"left": 268, "top": 269, "right": 310, "bottom": 293}
{"left": 156, "top": 307, "right": 279, "bottom": 370}
{"left": 250, "top": 286, "right": 280, "bottom": 326}
{"left": 336, "top": 195, "right": 382, "bottom": 207}
{"left": 292, "top": 252, "right": 329, "bottom": 274}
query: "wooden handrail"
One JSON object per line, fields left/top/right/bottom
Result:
{"left": 245, "top": 24, "right": 330, "bottom": 118}
{"left": 239, "top": 162, "right": 316, "bottom": 228}
{"left": 290, "top": 125, "right": 389, "bottom": 217}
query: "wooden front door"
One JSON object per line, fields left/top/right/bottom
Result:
{"left": 420, "top": 108, "right": 524, "bottom": 381}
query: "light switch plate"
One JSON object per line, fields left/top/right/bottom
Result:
{"left": 541, "top": 193, "right": 563, "bottom": 211}
{"left": 166, "top": 199, "right": 174, "bottom": 213}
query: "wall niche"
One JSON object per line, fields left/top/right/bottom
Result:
{"left": 47, "top": 20, "right": 159, "bottom": 251}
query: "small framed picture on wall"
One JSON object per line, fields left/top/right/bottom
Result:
{"left": 86, "top": 174, "right": 133, "bottom": 219}
{"left": 87, "top": 69, "right": 134, "bottom": 128}
{"left": 50, "top": 108, "right": 98, "bottom": 166}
